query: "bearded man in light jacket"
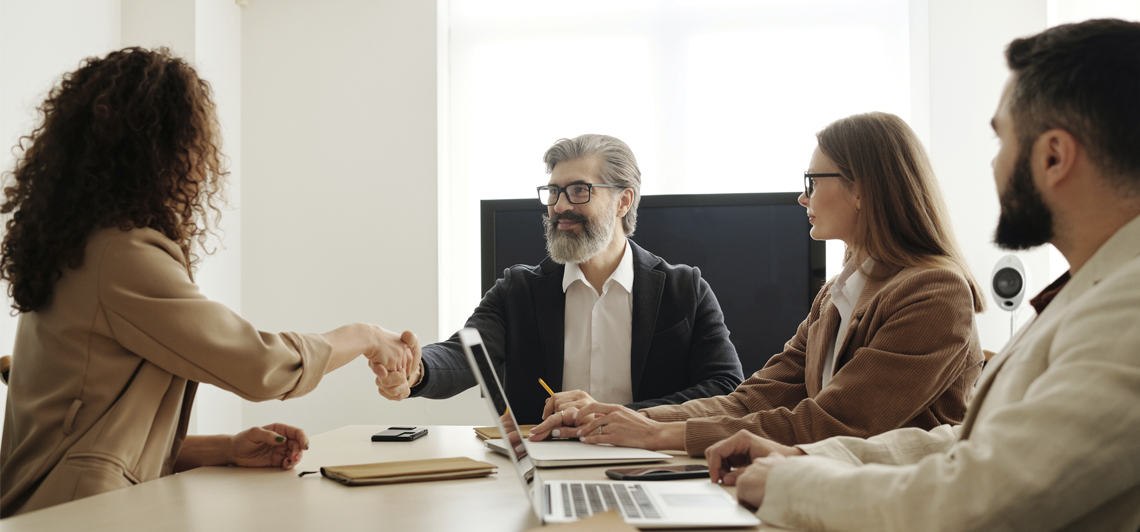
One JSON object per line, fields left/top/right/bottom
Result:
{"left": 704, "top": 18, "right": 1140, "bottom": 532}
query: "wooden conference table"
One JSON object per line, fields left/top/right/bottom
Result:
{"left": 3, "top": 425, "right": 790, "bottom": 532}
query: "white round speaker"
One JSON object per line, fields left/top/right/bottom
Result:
{"left": 991, "top": 255, "right": 1029, "bottom": 312}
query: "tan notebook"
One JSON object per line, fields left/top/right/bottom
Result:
{"left": 320, "top": 456, "right": 497, "bottom": 486}
{"left": 474, "top": 424, "right": 537, "bottom": 440}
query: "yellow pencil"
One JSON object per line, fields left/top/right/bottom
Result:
{"left": 538, "top": 378, "right": 555, "bottom": 396}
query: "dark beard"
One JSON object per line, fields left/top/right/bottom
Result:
{"left": 994, "top": 149, "right": 1054, "bottom": 250}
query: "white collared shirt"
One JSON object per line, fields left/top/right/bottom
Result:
{"left": 822, "top": 257, "right": 875, "bottom": 388}
{"left": 561, "top": 240, "right": 634, "bottom": 404}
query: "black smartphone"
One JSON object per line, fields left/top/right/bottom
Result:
{"left": 605, "top": 464, "right": 710, "bottom": 481}
{"left": 371, "top": 426, "right": 428, "bottom": 442}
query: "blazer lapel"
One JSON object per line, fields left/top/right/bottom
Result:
{"left": 532, "top": 262, "right": 567, "bottom": 390}
{"left": 629, "top": 242, "right": 664, "bottom": 398}
{"left": 805, "top": 300, "right": 840, "bottom": 397}
{"left": 827, "top": 262, "right": 902, "bottom": 380}
{"left": 959, "top": 271, "right": 1078, "bottom": 440}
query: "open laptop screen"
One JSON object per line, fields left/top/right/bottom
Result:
{"left": 459, "top": 328, "right": 537, "bottom": 490}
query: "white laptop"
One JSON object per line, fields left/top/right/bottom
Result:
{"left": 483, "top": 438, "right": 670, "bottom": 467}
{"left": 458, "top": 328, "right": 761, "bottom": 528}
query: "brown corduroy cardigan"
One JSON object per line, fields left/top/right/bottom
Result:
{"left": 641, "top": 262, "right": 984, "bottom": 456}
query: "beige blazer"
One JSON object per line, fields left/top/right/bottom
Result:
{"left": 1, "top": 228, "right": 333, "bottom": 517}
{"left": 759, "top": 214, "right": 1140, "bottom": 532}
{"left": 642, "top": 263, "right": 984, "bottom": 455}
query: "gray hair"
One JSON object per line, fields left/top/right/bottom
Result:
{"left": 543, "top": 134, "right": 642, "bottom": 236}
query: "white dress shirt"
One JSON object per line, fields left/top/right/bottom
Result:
{"left": 561, "top": 240, "right": 634, "bottom": 405}
{"left": 821, "top": 257, "right": 875, "bottom": 388}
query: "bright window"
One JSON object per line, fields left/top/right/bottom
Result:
{"left": 444, "top": 0, "right": 910, "bottom": 330}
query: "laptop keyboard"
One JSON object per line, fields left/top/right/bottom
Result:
{"left": 561, "top": 483, "right": 661, "bottom": 520}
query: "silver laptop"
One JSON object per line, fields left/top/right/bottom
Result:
{"left": 483, "top": 438, "right": 670, "bottom": 467}
{"left": 458, "top": 328, "right": 761, "bottom": 528}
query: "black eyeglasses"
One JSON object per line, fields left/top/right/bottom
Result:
{"left": 803, "top": 171, "right": 846, "bottom": 199}
{"left": 537, "top": 183, "right": 622, "bottom": 206}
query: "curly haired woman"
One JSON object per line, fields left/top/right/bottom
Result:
{"left": 0, "top": 47, "right": 418, "bottom": 517}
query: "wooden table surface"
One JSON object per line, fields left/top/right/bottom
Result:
{"left": 3, "top": 425, "right": 790, "bottom": 531}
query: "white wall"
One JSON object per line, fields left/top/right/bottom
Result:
{"left": 913, "top": 0, "right": 1050, "bottom": 350}
{"left": 239, "top": 0, "right": 489, "bottom": 435}
{"left": 1050, "top": 0, "right": 1140, "bottom": 25}
{"left": 120, "top": 0, "right": 195, "bottom": 61}
{"left": 187, "top": 0, "right": 245, "bottom": 436}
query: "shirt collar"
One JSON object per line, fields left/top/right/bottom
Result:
{"left": 1029, "top": 272, "right": 1070, "bottom": 314}
{"left": 831, "top": 257, "right": 875, "bottom": 300}
{"left": 562, "top": 240, "right": 634, "bottom": 294}
{"left": 1031, "top": 212, "right": 1140, "bottom": 315}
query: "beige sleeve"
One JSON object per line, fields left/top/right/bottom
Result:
{"left": 96, "top": 230, "right": 332, "bottom": 401}
{"left": 796, "top": 424, "right": 960, "bottom": 466}
{"left": 756, "top": 270, "right": 1140, "bottom": 531}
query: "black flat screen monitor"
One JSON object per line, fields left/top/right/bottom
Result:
{"left": 480, "top": 192, "right": 826, "bottom": 375}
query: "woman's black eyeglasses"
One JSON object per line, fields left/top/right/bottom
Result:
{"left": 803, "top": 171, "right": 846, "bottom": 199}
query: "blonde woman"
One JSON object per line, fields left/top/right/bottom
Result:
{"left": 530, "top": 112, "right": 985, "bottom": 456}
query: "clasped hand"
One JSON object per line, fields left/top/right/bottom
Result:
{"left": 370, "top": 330, "right": 421, "bottom": 400}
{"left": 528, "top": 390, "right": 602, "bottom": 441}
{"left": 529, "top": 400, "right": 669, "bottom": 450}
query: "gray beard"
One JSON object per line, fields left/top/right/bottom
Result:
{"left": 544, "top": 201, "right": 618, "bottom": 264}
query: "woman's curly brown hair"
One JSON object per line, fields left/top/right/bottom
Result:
{"left": 1, "top": 47, "right": 227, "bottom": 313}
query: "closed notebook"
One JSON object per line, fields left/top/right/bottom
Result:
{"left": 474, "top": 424, "right": 536, "bottom": 441}
{"left": 320, "top": 456, "right": 497, "bottom": 486}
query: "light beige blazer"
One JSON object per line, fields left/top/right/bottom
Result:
{"left": 1, "top": 228, "right": 333, "bottom": 517}
{"left": 758, "top": 214, "right": 1140, "bottom": 532}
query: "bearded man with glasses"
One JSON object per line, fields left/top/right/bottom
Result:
{"left": 375, "top": 134, "right": 744, "bottom": 424}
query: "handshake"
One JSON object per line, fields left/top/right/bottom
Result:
{"left": 344, "top": 325, "right": 423, "bottom": 401}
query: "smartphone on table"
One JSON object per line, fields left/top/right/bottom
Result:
{"left": 605, "top": 464, "right": 710, "bottom": 481}
{"left": 371, "top": 426, "right": 428, "bottom": 442}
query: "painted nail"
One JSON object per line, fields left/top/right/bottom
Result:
{"left": 575, "top": 429, "right": 581, "bottom": 436}
{"left": 573, "top": 412, "right": 578, "bottom": 420}
{"left": 579, "top": 437, "right": 585, "bottom": 442}
{"left": 552, "top": 429, "right": 561, "bottom": 437}
{"left": 304, "top": 443, "right": 310, "bottom": 450}
{"left": 293, "top": 454, "right": 300, "bottom": 462}
{"left": 275, "top": 436, "right": 285, "bottom": 442}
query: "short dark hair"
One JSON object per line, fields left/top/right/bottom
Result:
{"left": 1005, "top": 18, "right": 1140, "bottom": 191}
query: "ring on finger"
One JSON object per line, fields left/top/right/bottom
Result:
{"left": 597, "top": 426, "right": 603, "bottom": 436}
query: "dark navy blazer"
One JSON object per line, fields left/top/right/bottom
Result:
{"left": 411, "top": 240, "right": 744, "bottom": 424}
